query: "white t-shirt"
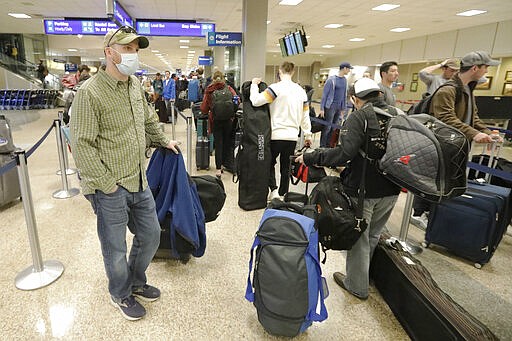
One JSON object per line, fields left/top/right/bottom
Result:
{"left": 250, "top": 79, "right": 311, "bottom": 141}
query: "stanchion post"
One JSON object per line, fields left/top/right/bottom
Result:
{"left": 14, "top": 150, "right": 64, "bottom": 290}
{"left": 52, "top": 119, "right": 79, "bottom": 199}
{"left": 186, "top": 114, "right": 193, "bottom": 172}
{"left": 395, "top": 191, "right": 423, "bottom": 254}
{"left": 56, "top": 111, "right": 77, "bottom": 176}
{"left": 171, "top": 101, "right": 176, "bottom": 140}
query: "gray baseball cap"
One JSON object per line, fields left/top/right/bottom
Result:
{"left": 461, "top": 51, "right": 500, "bottom": 67}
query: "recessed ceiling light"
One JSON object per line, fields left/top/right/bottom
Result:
{"left": 322, "top": 45, "right": 335, "bottom": 48}
{"left": 151, "top": 50, "right": 159, "bottom": 53}
{"left": 68, "top": 48, "right": 78, "bottom": 52}
{"left": 279, "top": 0, "right": 303, "bottom": 5}
{"left": 456, "top": 9, "right": 487, "bottom": 17}
{"left": 8, "top": 13, "right": 31, "bottom": 19}
{"left": 324, "top": 24, "right": 343, "bottom": 29}
{"left": 188, "top": 50, "right": 196, "bottom": 54}
{"left": 267, "top": 20, "right": 271, "bottom": 25}
{"left": 180, "top": 46, "right": 189, "bottom": 49}
{"left": 349, "top": 38, "right": 365, "bottom": 42}
{"left": 372, "top": 4, "right": 400, "bottom": 11}
{"left": 390, "top": 27, "right": 411, "bottom": 32}
{"left": 179, "top": 40, "right": 190, "bottom": 43}
{"left": 77, "top": 34, "right": 83, "bottom": 39}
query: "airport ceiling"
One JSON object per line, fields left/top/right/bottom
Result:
{"left": 1, "top": 0, "right": 512, "bottom": 71}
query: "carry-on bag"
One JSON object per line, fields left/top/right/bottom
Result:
{"left": 190, "top": 175, "right": 226, "bottom": 222}
{"left": 245, "top": 202, "right": 328, "bottom": 337}
{"left": 468, "top": 136, "right": 512, "bottom": 188}
{"left": 0, "top": 153, "right": 21, "bottom": 206}
{"left": 370, "top": 234, "right": 498, "bottom": 341}
{"left": 0, "top": 115, "right": 15, "bottom": 153}
{"left": 424, "top": 183, "right": 507, "bottom": 268}
{"left": 195, "top": 136, "right": 210, "bottom": 170}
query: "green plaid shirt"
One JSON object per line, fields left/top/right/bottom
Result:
{"left": 70, "top": 69, "right": 170, "bottom": 195}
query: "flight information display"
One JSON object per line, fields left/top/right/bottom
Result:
{"left": 44, "top": 19, "right": 118, "bottom": 35}
{"left": 113, "top": 1, "right": 133, "bottom": 27}
{"left": 136, "top": 21, "right": 215, "bottom": 37}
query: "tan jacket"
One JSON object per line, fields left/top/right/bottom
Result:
{"left": 429, "top": 74, "right": 491, "bottom": 141}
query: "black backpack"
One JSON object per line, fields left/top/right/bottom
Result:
{"left": 212, "top": 85, "right": 235, "bottom": 120}
{"left": 407, "top": 82, "right": 462, "bottom": 115}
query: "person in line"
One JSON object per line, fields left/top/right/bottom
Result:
{"left": 200, "top": 70, "right": 238, "bottom": 179}
{"left": 418, "top": 58, "right": 460, "bottom": 96}
{"left": 319, "top": 62, "right": 352, "bottom": 147}
{"left": 378, "top": 61, "right": 399, "bottom": 106}
{"left": 295, "top": 78, "right": 401, "bottom": 300}
{"left": 188, "top": 73, "right": 201, "bottom": 104}
{"left": 411, "top": 51, "right": 503, "bottom": 228}
{"left": 70, "top": 27, "right": 179, "bottom": 321}
{"left": 152, "top": 72, "right": 163, "bottom": 102}
{"left": 249, "top": 61, "right": 312, "bottom": 201}
{"left": 163, "top": 70, "right": 176, "bottom": 121}
{"left": 36, "top": 60, "right": 48, "bottom": 88}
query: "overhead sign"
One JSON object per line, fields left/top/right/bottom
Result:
{"left": 44, "top": 19, "right": 118, "bottom": 35}
{"left": 198, "top": 56, "right": 213, "bottom": 66}
{"left": 136, "top": 21, "right": 215, "bottom": 37}
{"left": 113, "top": 0, "right": 134, "bottom": 27}
{"left": 207, "top": 32, "right": 243, "bottom": 46}
{"left": 65, "top": 63, "right": 78, "bottom": 72}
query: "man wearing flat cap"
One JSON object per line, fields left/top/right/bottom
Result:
{"left": 419, "top": 58, "right": 460, "bottom": 96}
{"left": 319, "top": 62, "right": 352, "bottom": 147}
{"left": 70, "top": 27, "right": 179, "bottom": 321}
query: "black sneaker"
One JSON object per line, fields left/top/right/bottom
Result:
{"left": 110, "top": 295, "right": 146, "bottom": 321}
{"left": 132, "top": 284, "right": 161, "bottom": 302}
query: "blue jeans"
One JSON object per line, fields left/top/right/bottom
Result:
{"left": 320, "top": 106, "right": 341, "bottom": 147}
{"left": 86, "top": 187, "right": 161, "bottom": 300}
{"left": 344, "top": 195, "right": 398, "bottom": 298}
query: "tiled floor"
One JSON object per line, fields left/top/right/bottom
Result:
{"left": 0, "top": 108, "right": 510, "bottom": 340}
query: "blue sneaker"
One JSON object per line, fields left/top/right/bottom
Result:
{"left": 132, "top": 284, "right": 161, "bottom": 302}
{"left": 110, "top": 295, "right": 146, "bottom": 321}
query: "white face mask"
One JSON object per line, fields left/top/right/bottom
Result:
{"left": 111, "top": 48, "right": 139, "bottom": 75}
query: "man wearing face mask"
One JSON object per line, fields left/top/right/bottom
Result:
{"left": 70, "top": 27, "right": 180, "bottom": 321}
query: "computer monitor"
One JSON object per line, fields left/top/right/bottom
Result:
{"left": 279, "top": 38, "right": 288, "bottom": 57}
{"left": 284, "top": 35, "right": 293, "bottom": 56}
{"left": 288, "top": 34, "right": 298, "bottom": 55}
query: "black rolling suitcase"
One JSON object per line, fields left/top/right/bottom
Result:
{"left": 154, "top": 98, "right": 168, "bottom": 123}
{"left": 424, "top": 182, "right": 509, "bottom": 268}
{"left": 468, "top": 138, "right": 512, "bottom": 188}
{"left": 370, "top": 234, "right": 498, "bottom": 341}
{"left": 196, "top": 137, "right": 210, "bottom": 170}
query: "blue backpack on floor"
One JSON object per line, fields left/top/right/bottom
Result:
{"left": 245, "top": 203, "right": 328, "bottom": 337}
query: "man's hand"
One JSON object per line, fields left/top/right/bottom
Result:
{"left": 441, "top": 59, "right": 450, "bottom": 67}
{"left": 473, "top": 132, "right": 494, "bottom": 144}
{"left": 304, "top": 138, "right": 312, "bottom": 147}
{"left": 166, "top": 140, "right": 181, "bottom": 154}
{"left": 319, "top": 110, "right": 324, "bottom": 118}
{"left": 295, "top": 154, "right": 305, "bottom": 164}
{"left": 252, "top": 77, "right": 261, "bottom": 85}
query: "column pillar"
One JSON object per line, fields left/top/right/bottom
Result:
{"left": 241, "top": 0, "right": 268, "bottom": 82}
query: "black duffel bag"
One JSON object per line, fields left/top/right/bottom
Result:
{"left": 309, "top": 176, "right": 367, "bottom": 262}
{"left": 191, "top": 175, "right": 226, "bottom": 222}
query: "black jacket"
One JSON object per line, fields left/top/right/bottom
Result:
{"left": 303, "top": 98, "right": 401, "bottom": 198}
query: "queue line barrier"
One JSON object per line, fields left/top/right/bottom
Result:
{"left": 0, "top": 119, "right": 72, "bottom": 290}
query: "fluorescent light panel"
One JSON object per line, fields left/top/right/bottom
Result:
{"left": 8, "top": 13, "right": 31, "bottom": 19}
{"left": 390, "top": 27, "right": 411, "bottom": 32}
{"left": 179, "top": 40, "right": 190, "bottom": 43}
{"left": 324, "top": 23, "right": 343, "bottom": 29}
{"left": 456, "top": 9, "right": 487, "bottom": 17}
{"left": 179, "top": 46, "right": 189, "bottom": 49}
{"left": 267, "top": 20, "right": 271, "bottom": 25}
{"left": 68, "top": 48, "right": 78, "bottom": 52}
{"left": 349, "top": 38, "right": 365, "bottom": 42}
{"left": 322, "top": 45, "right": 335, "bottom": 48}
{"left": 279, "top": 0, "right": 303, "bottom": 5}
{"left": 372, "top": 4, "right": 400, "bottom": 11}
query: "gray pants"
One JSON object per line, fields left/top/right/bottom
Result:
{"left": 344, "top": 195, "right": 398, "bottom": 298}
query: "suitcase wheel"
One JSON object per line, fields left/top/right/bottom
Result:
{"left": 474, "top": 263, "right": 482, "bottom": 269}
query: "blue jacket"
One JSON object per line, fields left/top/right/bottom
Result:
{"left": 320, "top": 75, "right": 347, "bottom": 111}
{"left": 146, "top": 149, "right": 206, "bottom": 258}
{"left": 188, "top": 78, "right": 200, "bottom": 102}
{"left": 163, "top": 78, "right": 176, "bottom": 100}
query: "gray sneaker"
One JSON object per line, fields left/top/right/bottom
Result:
{"left": 410, "top": 213, "right": 429, "bottom": 230}
{"left": 110, "top": 295, "right": 146, "bottom": 321}
{"left": 133, "top": 284, "right": 161, "bottom": 302}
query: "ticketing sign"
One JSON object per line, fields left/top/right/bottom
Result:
{"left": 44, "top": 19, "right": 118, "bottom": 35}
{"left": 198, "top": 56, "right": 213, "bottom": 66}
{"left": 207, "top": 32, "right": 243, "bottom": 46}
{"left": 136, "top": 21, "right": 215, "bottom": 37}
{"left": 113, "top": 0, "right": 134, "bottom": 27}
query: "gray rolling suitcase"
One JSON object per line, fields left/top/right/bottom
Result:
{"left": 0, "top": 154, "right": 21, "bottom": 206}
